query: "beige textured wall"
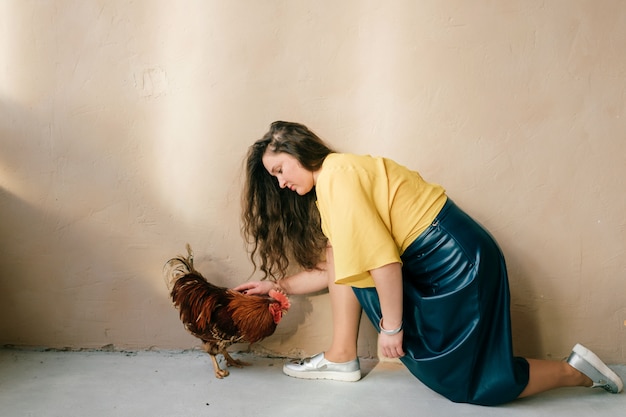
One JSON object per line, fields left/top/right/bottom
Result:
{"left": 1, "top": 1, "right": 624, "bottom": 362}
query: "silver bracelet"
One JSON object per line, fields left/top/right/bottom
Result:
{"left": 379, "top": 318, "right": 403, "bottom": 335}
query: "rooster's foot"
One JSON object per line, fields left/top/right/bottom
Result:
{"left": 223, "top": 351, "right": 251, "bottom": 368}
{"left": 214, "top": 368, "right": 230, "bottom": 379}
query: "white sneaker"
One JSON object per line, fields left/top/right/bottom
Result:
{"left": 567, "top": 344, "right": 623, "bottom": 393}
{"left": 283, "top": 352, "right": 361, "bottom": 382}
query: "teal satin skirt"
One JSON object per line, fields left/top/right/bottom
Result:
{"left": 352, "top": 199, "right": 529, "bottom": 405}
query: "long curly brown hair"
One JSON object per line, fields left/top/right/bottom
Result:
{"left": 241, "top": 121, "right": 335, "bottom": 280}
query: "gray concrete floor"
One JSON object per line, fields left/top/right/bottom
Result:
{"left": 1, "top": 348, "right": 625, "bottom": 417}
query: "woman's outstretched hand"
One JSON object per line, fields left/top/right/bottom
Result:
{"left": 232, "top": 281, "right": 277, "bottom": 296}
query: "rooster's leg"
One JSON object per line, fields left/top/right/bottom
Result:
{"left": 202, "top": 342, "right": 229, "bottom": 378}
{"left": 222, "top": 350, "right": 251, "bottom": 368}
{"left": 210, "top": 353, "right": 230, "bottom": 379}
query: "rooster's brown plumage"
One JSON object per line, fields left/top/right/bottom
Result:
{"left": 163, "top": 244, "right": 290, "bottom": 378}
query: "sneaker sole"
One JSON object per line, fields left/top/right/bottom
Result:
{"left": 282, "top": 367, "right": 361, "bottom": 382}
{"left": 569, "top": 344, "right": 623, "bottom": 393}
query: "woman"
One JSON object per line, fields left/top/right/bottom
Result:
{"left": 234, "top": 121, "right": 622, "bottom": 406}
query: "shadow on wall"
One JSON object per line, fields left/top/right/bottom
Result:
{"left": 0, "top": 92, "right": 613, "bottom": 360}
{"left": 505, "top": 247, "right": 545, "bottom": 359}
{"left": 0, "top": 99, "right": 163, "bottom": 347}
{"left": 501, "top": 235, "right": 576, "bottom": 360}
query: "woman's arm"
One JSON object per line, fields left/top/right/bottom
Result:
{"left": 370, "top": 262, "right": 405, "bottom": 358}
{"left": 278, "top": 263, "right": 329, "bottom": 294}
{"left": 233, "top": 262, "right": 329, "bottom": 296}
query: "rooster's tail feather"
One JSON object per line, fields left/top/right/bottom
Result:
{"left": 163, "top": 243, "right": 196, "bottom": 292}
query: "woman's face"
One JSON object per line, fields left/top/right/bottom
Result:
{"left": 262, "top": 151, "right": 316, "bottom": 195}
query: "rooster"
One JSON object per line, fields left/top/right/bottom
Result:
{"left": 163, "top": 244, "right": 290, "bottom": 379}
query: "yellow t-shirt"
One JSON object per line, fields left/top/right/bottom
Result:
{"left": 315, "top": 153, "right": 447, "bottom": 288}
